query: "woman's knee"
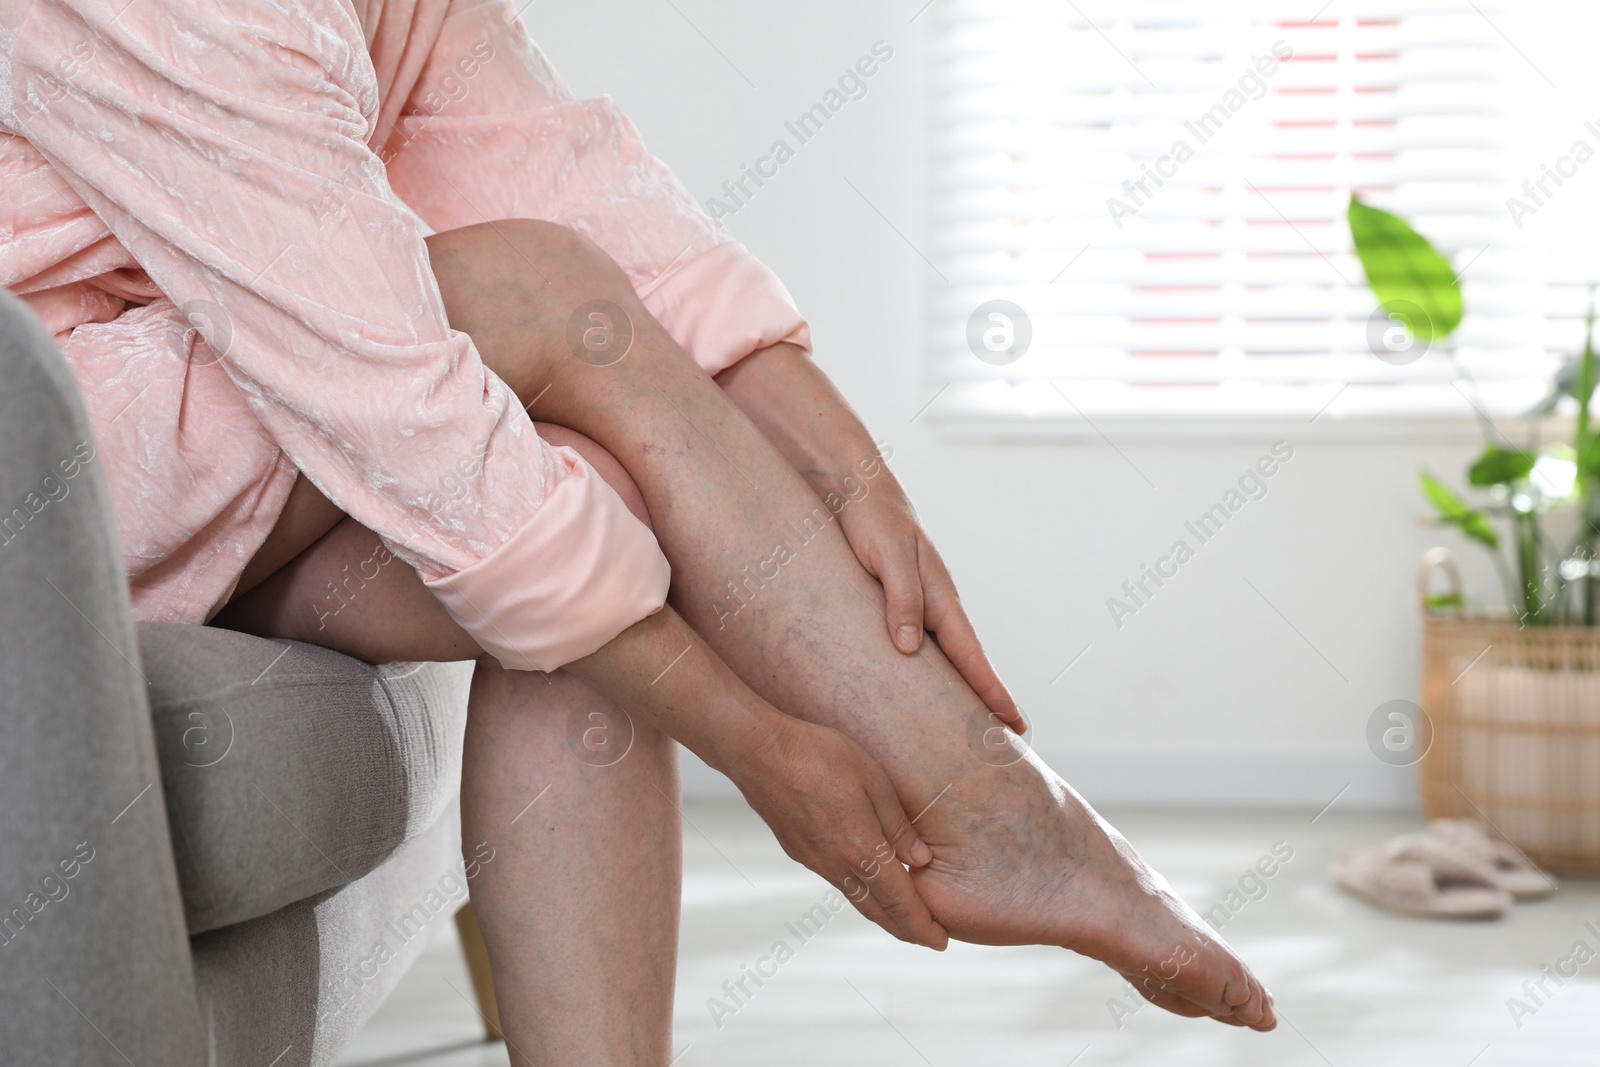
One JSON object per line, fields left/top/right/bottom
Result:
{"left": 425, "top": 220, "right": 638, "bottom": 393}
{"left": 430, "top": 218, "right": 629, "bottom": 290}
{"left": 532, "top": 421, "right": 652, "bottom": 531}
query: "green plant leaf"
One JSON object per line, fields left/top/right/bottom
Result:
{"left": 1582, "top": 434, "right": 1600, "bottom": 480}
{"left": 1468, "top": 446, "right": 1536, "bottom": 486}
{"left": 1421, "top": 471, "right": 1500, "bottom": 548}
{"left": 1458, "top": 512, "right": 1501, "bottom": 549}
{"left": 1349, "top": 198, "right": 1463, "bottom": 342}
{"left": 1578, "top": 291, "right": 1598, "bottom": 483}
{"left": 1421, "top": 471, "right": 1471, "bottom": 517}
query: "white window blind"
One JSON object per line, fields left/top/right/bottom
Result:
{"left": 927, "top": 0, "right": 1587, "bottom": 424}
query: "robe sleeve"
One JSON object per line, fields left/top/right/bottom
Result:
{"left": 381, "top": 0, "right": 811, "bottom": 377}
{"left": 2, "top": 0, "right": 669, "bottom": 670}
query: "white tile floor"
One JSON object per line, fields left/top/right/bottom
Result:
{"left": 335, "top": 801, "right": 1600, "bottom": 1067}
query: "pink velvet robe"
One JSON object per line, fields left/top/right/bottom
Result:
{"left": 0, "top": 0, "right": 808, "bottom": 670}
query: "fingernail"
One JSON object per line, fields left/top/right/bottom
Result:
{"left": 896, "top": 625, "right": 920, "bottom": 652}
{"left": 910, "top": 838, "right": 932, "bottom": 865}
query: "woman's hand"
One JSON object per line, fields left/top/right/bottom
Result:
{"left": 717, "top": 341, "right": 1022, "bottom": 732}
{"left": 731, "top": 715, "right": 949, "bottom": 949}
{"left": 565, "top": 605, "right": 947, "bottom": 948}
{"left": 833, "top": 475, "right": 1024, "bottom": 733}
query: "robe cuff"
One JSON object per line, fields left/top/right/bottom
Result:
{"left": 639, "top": 240, "right": 811, "bottom": 376}
{"left": 423, "top": 447, "right": 670, "bottom": 672}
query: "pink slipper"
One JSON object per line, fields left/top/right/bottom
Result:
{"left": 1425, "top": 819, "right": 1556, "bottom": 899}
{"left": 1334, "top": 833, "right": 1511, "bottom": 918}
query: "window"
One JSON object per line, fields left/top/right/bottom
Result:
{"left": 926, "top": 0, "right": 1590, "bottom": 426}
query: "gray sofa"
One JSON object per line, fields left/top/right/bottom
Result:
{"left": 0, "top": 289, "right": 494, "bottom": 1064}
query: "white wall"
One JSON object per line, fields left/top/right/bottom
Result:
{"left": 522, "top": 0, "right": 1599, "bottom": 808}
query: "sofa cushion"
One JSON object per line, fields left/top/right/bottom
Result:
{"left": 137, "top": 623, "right": 473, "bottom": 935}
{"left": 189, "top": 800, "right": 466, "bottom": 1067}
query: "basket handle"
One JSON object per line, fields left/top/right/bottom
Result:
{"left": 1418, "top": 547, "right": 1463, "bottom": 613}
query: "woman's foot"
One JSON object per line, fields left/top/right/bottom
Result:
{"left": 907, "top": 749, "right": 1277, "bottom": 1031}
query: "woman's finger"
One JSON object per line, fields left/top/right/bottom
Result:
{"left": 849, "top": 853, "right": 948, "bottom": 949}
{"left": 872, "top": 536, "right": 927, "bottom": 654}
{"left": 845, "top": 876, "right": 940, "bottom": 947}
{"left": 859, "top": 762, "right": 935, "bottom": 869}
{"left": 879, "top": 810, "right": 933, "bottom": 869}
{"left": 920, "top": 546, "right": 1024, "bottom": 731}
{"left": 859, "top": 778, "right": 946, "bottom": 947}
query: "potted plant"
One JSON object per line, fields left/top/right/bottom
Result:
{"left": 1348, "top": 196, "right": 1600, "bottom": 872}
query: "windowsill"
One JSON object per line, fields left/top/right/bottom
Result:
{"left": 923, "top": 380, "right": 1559, "bottom": 443}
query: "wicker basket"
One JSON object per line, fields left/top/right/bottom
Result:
{"left": 1418, "top": 547, "right": 1600, "bottom": 873}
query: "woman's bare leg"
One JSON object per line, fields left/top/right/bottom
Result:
{"left": 215, "top": 431, "right": 681, "bottom": 1067}
{"left": 412, "top": 220, "right": 1273, "bottom": 1028}
{"left": 463, "top": 661, "right": 681, "bottom": 1066}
